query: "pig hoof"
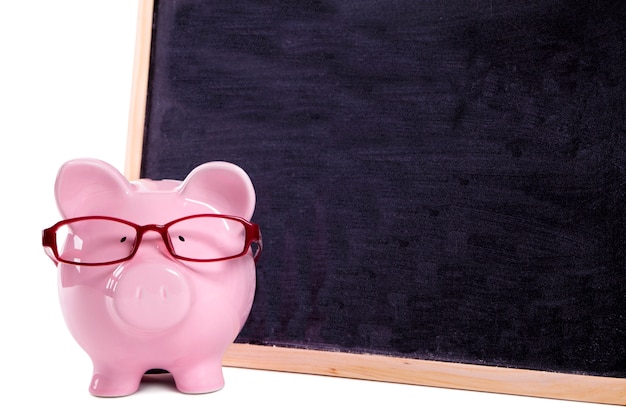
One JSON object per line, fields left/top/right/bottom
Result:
{"left": 173, "top": 368, "right": 225, "bottom": 394}
{"left": 177, "top": 380, "right": 225, "bottom": 394}
{"left": 89, "top": 373, "right": 141, "bottom": 397}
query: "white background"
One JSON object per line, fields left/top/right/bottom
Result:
{"left": 0, "top": 1, "right": 623, "bottom": 415}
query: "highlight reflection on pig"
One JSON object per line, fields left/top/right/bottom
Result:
{"left": 42, "top": 159, "right": 262, "bottom": 397}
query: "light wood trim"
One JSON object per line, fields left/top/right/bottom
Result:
{"left": 224, "top": 343, "right": 626, "bottom": 406}
{"left": 124, "top": 0, "right": 154, "bottom": 180}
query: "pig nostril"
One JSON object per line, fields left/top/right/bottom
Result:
{"left": 135, "top": 287, "right": 142, "bottom": 300}
{"left": 160, "top": 286, "right": 167, "bottom": 300}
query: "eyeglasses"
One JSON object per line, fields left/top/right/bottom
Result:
{"left": 42, "top": 214, "right": 262, "bottom": 266}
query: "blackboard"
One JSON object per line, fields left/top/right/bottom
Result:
{"left": 125, "top": 0, "right": 626, "bottom": 405}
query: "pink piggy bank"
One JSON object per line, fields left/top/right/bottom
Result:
{"left": 42, "top": 159, "right": 262, "bottom": 396}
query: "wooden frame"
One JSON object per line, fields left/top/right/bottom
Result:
{"left": 124, "top": 0, "right": 626, "bottom": 406}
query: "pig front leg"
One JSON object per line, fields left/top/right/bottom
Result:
{"left": 89, "top": 364, "right": 143, "bottom": 397}
{"left": 171, "top": 359, "right": 225, "bottom": 394}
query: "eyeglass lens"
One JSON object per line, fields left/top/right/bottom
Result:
{"left": 168, "top": 216, "right": 246, "bottom": 260}
{"left": 55, "top": 219, "right": 136, "bottom": 264}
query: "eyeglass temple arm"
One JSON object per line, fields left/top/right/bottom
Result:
{"left": 251, "top": 225, "right": 263, "bottom": 263}
{"left": 42, "top": 228, "right": 59, "bottom": 267}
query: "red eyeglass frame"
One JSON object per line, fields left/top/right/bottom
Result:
{"left": 42, "top": 214, "right": 263, "bottom": 266}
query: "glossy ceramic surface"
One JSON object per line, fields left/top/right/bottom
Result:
{"left": 44, "top": 158, "right": 259, "bottom": 396}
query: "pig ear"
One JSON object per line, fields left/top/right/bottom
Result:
{"left": 178, "top": 162, "right": 256, "bottom": 220}
{"left": 55, "top": 158, "right": 132, "bottom": 218}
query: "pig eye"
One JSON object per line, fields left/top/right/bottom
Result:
{"left": 178, "top": 235, "right": 185, "bottom": 242}
{"left": 120, "top": 236, "right": 127, "bottom": 243}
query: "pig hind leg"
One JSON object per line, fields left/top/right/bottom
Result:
{"left": 171, "top": 360, "right": 225, "bottom": 394}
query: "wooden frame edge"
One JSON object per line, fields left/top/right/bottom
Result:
{"left": 124, "top": 0, "right": 154, "bottom": 181}
{"left": 224, "top": 343, "right": 626, "bottom": 406}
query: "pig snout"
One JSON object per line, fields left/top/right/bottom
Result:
{"left": 107, "top": 262, "right": 191, "bottom": 333}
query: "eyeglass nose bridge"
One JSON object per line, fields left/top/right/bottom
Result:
{"left": 132, "top": 224, "right": 176, "bottom": 259}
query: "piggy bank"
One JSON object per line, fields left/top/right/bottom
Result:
{"left": 42, "top": 159, "right": 262, "bottom": 396}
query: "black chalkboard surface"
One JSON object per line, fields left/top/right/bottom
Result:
{"left": 125, "top": 0, "right": 626, "bottom": 404}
